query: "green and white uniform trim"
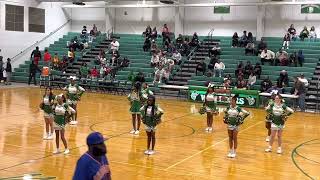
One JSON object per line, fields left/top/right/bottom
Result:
{"left": 205, "top": 93, "right": 217, "bottom": 113}
{"left": 224, "top": 106, "right": 250, "bottom": 131}
{"left": 266, "top": 103, "right": 293, "bottom": 130}
{"left": 128, "top": 91, "right": 141, "bottom": 114}
{"left": 140, "top": 105, "right": 164, "bottom": 132}
{"left": 140, "top": 88, "right": 153, "bottom": 104}
{"left": 64, "top": 84, "right": 85, "bottom": 105}
{"left": 42, "top": 95, "right": 55, "bottom": 118}
{"left": 53, "top": 103, "right": 75, "bottom": 130}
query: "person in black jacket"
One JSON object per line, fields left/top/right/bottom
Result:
{"left": 0, "top": 56, "right": 3, "bottom": 82}
{"left": 28, "top": 61, "right": 41, "bottom": 85}
{"left": 5, "top": 58, "right": 12, "bottom": 85}
{"left": 260, "top": 76, "right": 272, "bottom": 92}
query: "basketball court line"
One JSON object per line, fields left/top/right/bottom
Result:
{"left": 165, "top": 120, "right": 264, "bottom": 170}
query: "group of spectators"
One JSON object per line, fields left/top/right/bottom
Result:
{"left": 259, "top": 47, "right": 304, "bottom": 67}
{"left": 0, "top": 56, "right": 12, "bottom": 85}
{"left": 151, "top": 50, "right": 177, "bottom": 84}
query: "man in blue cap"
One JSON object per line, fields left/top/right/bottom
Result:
{"left": 73, "top": 132, "right": 111, "bottom": 180}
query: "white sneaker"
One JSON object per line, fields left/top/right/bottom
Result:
{"left": 227, "top": 151, "right": 233, "bottom": 158}
{"left": 144, "top": 150, "right": 150, "bottom": 155}
{"left": 69, "top": 121, "right": 75, "bottom": 125}
{"left": 47, "top": 134, "right": 54, "bottom": 140}
{"left": 134, "top": 130, "right": 140, "bottom": 135}
{"left": 208, "top": 127, "right": 213, "bottom": 132}
{"left": 231, "top": 152, "right": 236, "bottom": 158}
{"left": 265, "top": 146, "right": 272, "bottom": 152}
{"left": 73, "top": 121, "right": 78, "bottom": 125}
{"left": 64, "top": 149, "right": 70, "bottom": 154}
{"left": 53, "top": 149, "right": 60, "bottom": 154}
{"left": 129, "top": 129, "right": 135, "bottom": 134}
{"left": 148, "top": 150, "right": 155, "bottom": 155}
{"left": 277, "top": 147, "right": 282, "bottom": 154}
{"left": 205, "top": 127, "right": 209, "bottom": 131}
{"left": 43, "top": 135, "right": 49, "bottom": 140}
{"left": 265, "top": 136, "right": 270, "bottom": 142}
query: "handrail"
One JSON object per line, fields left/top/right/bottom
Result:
{"left": 207, "top": 28, "right": 214, "bottom": 50}
{"left": 106, "top": 27, "right": 114, "bottom": 40}
{"left": 11, "top": 19, "right": 71, "bottom": 62}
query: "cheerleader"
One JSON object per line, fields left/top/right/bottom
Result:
{"left": 53, "top": 94, "right": 75, "bottom": 154}
{"left": 40, "top": 87, "right": 55, "bottom": 140}
{"left": 265, "top": 94, "right": 293, "bottom": 154}
{"left": 140, "top": 82, "right": 153, "bottom": 105}
{"left": 128, "top": 82, "right": 142, "bottom": 135}
{"left": 224, "top": 95, "right": 250, "bottom": 158}
{"left": 63, "top": 76, "right": 85, "bottom": 125}
{"left": 203, "top": 85, "right": 218, "bottom": 132}
{"left": 265, "top": 93, "right": 277, "bottom": 142}
{"left": 140, "top": 95, "right": 163, "bottom": 155}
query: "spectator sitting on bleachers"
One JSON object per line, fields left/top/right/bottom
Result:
{"left": 257, "top": 38, "right": 267, "bottom": 55}
{"left": 88, "top": 29, "right": 95, "bottom": 43}
{"left": 43, "top": 49, "right": 51, "bottom": 67}
{"left": 254, "top": 62, "right": 262, "bottom": 79}
{"left": 151, "top": 27, "right": 158, "bottom": 40}
{"left": 151, "top": 53, "right": 160, "bottom": 67}
{"left": 96, "top": 49, "right": 106, "bottom": 65}
{"left": 288, "top": 24, "right": 297, "bottom": 40}
{"left": 214, "top": 60, "right": 225, "bottom": 77}
{"left": 267, "top": 84, "right": 283, "bottom": 94}
{"left": 277, "top": 70, "right": 289, "bottom": 88}
{"left": 163, "top": 38, "right": 171, "bottom": 50}
{"left": 309, "top": 26, "right": 317, "bottom": 41}
{"left": 299, "top": 26, "right": 309, "bottom": 41}
{"left": 236, "top": 76, "right": 247, "bottom": 89}
{"left": 153, "top": 64, "right": 164, "bottom": 84}
{"left": 208, "top": 56, "right": 218, "bottom": 71}
{"left": 245, "top": 42, "right": 255, "bottom": 56}
{"left": 143, "top": 37, "right": 151, "bottom": 52}
{"left": 144, "top": 25, "right": 152, "bottom": 38}
{"left": 244, "top": 61, "right": 253, "bottom": 78}
{"left": 247, "top": 72, "right": 256, "bottom": 90}
{"left": 31, "top": 46, "right": 41, "bottom": 65}
{"left": 181, "top": 39, "right": 190, "bottom": 56}
{"left": 120, "top": 57, "right": 130, "bottom": 68}
{"left": 289, "top": 51, "right": 298, "bottom": 66}
{"left": 52, "top": 53, "right": 60, "bottom": 70}
{"left": 111, "top": 50, "right": 120, "bottom": 66}
{"left": 276, "top": 49, "right": 289, "bottom": 66}
{"left": 196, "top": 60, "right": 206, "bottom": 76}
{"left": 232, "top": 32, "right": 239, "bottom": 47}
{"left": 297, "top": 50, "right": 304, "bottom": 67}
{"left": 90, "top": 66, "right": 98, "bottom": 79}
{"left": 172, "top": 49, "right": 182, "bottom": 65}
{"left": 239, "top": 31, "right": 248, "bottom": 47}
{"left": 151, "top": 40, "right": 158, "bottom": 54}
{"left": 69, "top": 36, "right": 83, "bottom": 51}
{"left": 282, "top": 33, "right": 290, "bottom": 49}
{"left": 260, "top": 48, "right": 275, "bottom": 65}
{"left": 68, "top": 48, "right": 75, "bottom": 63}
{"left": 235, "top": 61, "right": 244, "bottom": 77}
{"left": 209, "top": 45, "right": 221, "bottom": 57}
{"left": 81, "top": 39, "right": 89, "bottom": 50}
{"left": 79, "top": 63, "right": 89, "bottom": 79}
{"left": 81, "top": 26, "right": 87, "bottom": 39}
{"left": 190, "top": 32, "right": 200, "bottom": 47}
{"left": 260, "top": 76, "right": 272, "bottom": 92}
{"left": 60, "top": 55, "right": 68, "bottom": 72}
{"left": 298, "top": 73, "right": 309, "bottom": 87}
{"left": 110, "top": 38, "right": 119, "bottom": 51}
{"left": 92, "top": 24, "right": 98, "bottom": 35}
{"left": 162, "top": 24, "right": 170, "bottom": 43}
{"left": 247, "top": 32, "right": 254, "bottom": 43}
{"left": 99, "top": 65, "right": 107, "bottom": 78}
{"left": 176, "top": 34, "right": 184, "bottom": 46}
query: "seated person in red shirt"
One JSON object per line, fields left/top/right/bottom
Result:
{"left": 91, "top": 66, "right": 99, "bottom": 78}
{"left": 43, "top": 49, "right": 51, "bottom": 66}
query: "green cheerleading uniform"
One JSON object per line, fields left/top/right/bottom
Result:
{"left": 53, "top": 103, "right": 76, "bottom": 130}
{"left": 64, "top": 84, "right": 85, "bottom": 105}
{"left": 205, "top": 93, "right": 217, "bottom": 113}
{"left": 140, "top": 88, "right": 153, "bottom": 105}
{"left": 224, "top": 106, "right": 250, "bottom": 131}
{"left": 140, "top": 105, "right": 164, "bottom": 132}
{"left": 42, "top": 95, "right": 55, "bottom": 118}
{"left": 128, "top": 91, "right": 141, "bottom": 114}
{"left": 266, "top": 103, "right": 293, "bottom": 130}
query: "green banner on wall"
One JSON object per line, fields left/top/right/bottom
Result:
{"left": 214, "top": 6, "right": 230, "bottom": 14}
{"left": 301, "top": 4, "right": 320, "bottom": 14}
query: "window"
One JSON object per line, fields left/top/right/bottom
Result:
{"left": 29, "top": 7, "right": 45, "bottom": 33}
{"left": 5, "top": 4, "right": 24, "bottom": 32}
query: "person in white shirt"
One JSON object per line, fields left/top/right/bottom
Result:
{"left": 214, "top": 60, "right": 225, "bottom": 77}
{"left": 150, "top": 53, "right": 159, "bottom": 67}
{"left": 260, "top": 48, "right": 275, "bottom": 65}
{"left": 298, "top": 74, "right": 309, "bottom": 87}
{"left": 171, "top": 50, "right": 182, "bottom": 65}
{"left": 110, "top": 38, "right": 119, "bottom": 51}
{"left": 309, "top": 26, "right": 317, "bottom": 42}
{"left": 247, "top": 72, "right": 257, "bottom": 90}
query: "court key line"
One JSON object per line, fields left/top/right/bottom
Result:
{"left": 165, "top": 120, "right": 264, "bottom": 170}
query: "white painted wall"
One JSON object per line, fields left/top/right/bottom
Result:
{"left": 0, "top": 0, "right": 71, "bottom": 68}
{"left": 70, "top": 8, "right": 106, "bottom": 33}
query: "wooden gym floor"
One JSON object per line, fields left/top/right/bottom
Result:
{"left": 0, "top": 87, "right": 319, "bottom": 180}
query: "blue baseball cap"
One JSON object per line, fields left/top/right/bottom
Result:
{"left": 87, "top": 132, "right": 106, "bottom": 146}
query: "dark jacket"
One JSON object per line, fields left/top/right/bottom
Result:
{"left": 6, "top": 62, "right": 12, "bottom": 72}
{"left": 29, "top": 63, "right": 41, "bottom": 74}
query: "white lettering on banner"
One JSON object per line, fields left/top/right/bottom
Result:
{"left": 200, "top": 94, "right": 206, "bottom": 102}
{"left": 190, "top": 92, "right": 199, "bottom": 101}
{"left": 237, "top": 98, "right": 245, "bottom": 105}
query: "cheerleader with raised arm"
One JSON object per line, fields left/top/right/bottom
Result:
{"left": 199, "top": 85, "right": 218, "bottom": 132}
{"left": 223, "top": 95, "right": 250, "bottom": 158}
{"left": 140, "top": 95, "right": 163, "bottom": 155}
{"left": 52, "top": 94, "right": 75, "bottom": 154}
{"left": 128, "top": 82, "right": 142, "bottom": 135}
{"left": 63, "top": 76, "right": 85, "bottom": 125}
{"left": 40, "top": 87, "right": 55, "bottom": 140}
{"left": 265, "top": 93, "right": 276, "bottom": 142}
{"left": 140, "top": 82, "right": 153, "bottom": 105}
{"left": 265, "top": 94, "right": 293, "bottom": 154}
